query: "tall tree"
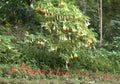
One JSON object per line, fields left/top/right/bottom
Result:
{"left": 98, "top": 0, "right": 102, "bottom": 47}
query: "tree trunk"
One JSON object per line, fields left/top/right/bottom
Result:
{"left": 82, "top": 0, "right": 87, "bottom": 14}
{"left": 98, "top": 0, "right": 103, "bottom": 47}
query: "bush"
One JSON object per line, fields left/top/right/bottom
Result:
{"left": 69, "top": 48, "right": 110, "bottom": 71}
{"left": 69, "top": 47, "right": 120, "bottom": 74}
{"left": 112, "top": 37, "right": 120, "bottom": 51}
{"left": 0, "top": 35, "right": 21, "bottom": 64}
{"left": 17, "top": 32, "right": 65, "bottom": 69}
{"left": 19, "top": 0, "right": 96, "bottom": 69}
{"left": 0, "top": 0, "right": 35, "bottom": 24}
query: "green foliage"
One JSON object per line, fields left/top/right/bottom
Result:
{"left": 0, "top": 35, "right": 21, "bottom": 64}
{"left": 34, "top": 0, "right": 96, "bottom": 66}
{"left": 112, "top": 37, "right": 120, "bottom": 51}
{"left": 0, "top": 0, "right": 35, "bottom": 24}
{"left": 103, "top": 15, "right": 120, "bottom": 42}
{"left": 76, "top": 0, "right": 99, "bottom": 32}
{"left": 69, "top": 47, "right": 120, "bottom": 74}
{"left": 18, "top": 31, "right": 120, "bottom": 73}
{"left": 13, "top": 0, "right": 97, "bottom": 70}
{"left": 103, "top": 1, "right": 120, "bottom": 42}
{"left": 108, "top": 51, "right": 120, "bottom": 73}
{"left": 18, "top": 32, "right": 65, "bottom": 69}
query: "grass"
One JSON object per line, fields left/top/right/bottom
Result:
{"left": 0, "top": 77, "right": 120, "bottom": 84}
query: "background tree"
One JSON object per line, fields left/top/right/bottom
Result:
{"left": 28, "top": 0, "right": 96, "bottom": 69}
{"left": 98, "top": 0, "right": 102, "bottom": 47}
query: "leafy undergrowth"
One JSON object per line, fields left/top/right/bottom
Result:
{"left": 0, "top": 63, "right": 120, "bottom": 84}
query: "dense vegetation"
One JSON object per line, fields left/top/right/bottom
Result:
{"left": 0, "top": 1, "right": 120, "bottom": 82}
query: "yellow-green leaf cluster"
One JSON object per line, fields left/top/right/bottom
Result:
{"left": 34, "top": 0, "right": 97, "bottom": 63}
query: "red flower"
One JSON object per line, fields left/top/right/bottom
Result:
{"left": 28, "top": 65, "right": 31, "bottom": 69}
{"left": 21, "top": 62, "right": 25, "bottom": 72}
{"left": 8, "top": 71, "right": 11, "bottom": 75}
{"left": 56, "top": 67, "right": 60, "bottom": 76}
{"left": 85, "top": 71, "right": 89, "bottom": 76}
{"left": 100, "top": 75, "right": 104, "bottom": 80}
{"left": 41, "top": 70, "right": 46, "bottom": 76}
{"left": 61, "top": 72, "right": 65, "bottom": 76}
{"left": 36, "top": 68, "right": 41, "bottom": 74}
{"left": 65, "top": 72, "right": 70, "bottom": 77}
{"left": 27, "top": 65, "right": 34, "bottom": 76}
{"left": 77, "top": 72, "right": 81, "bottom": 76}
{"left": 49, "top": 68, "right": 53, "bottom": 75}
{"left": 104, "top": 74, "right": 110, "bottom": 79}
{"left": 28, "top": 69, "right": 34, "bottom": 76}
{"left": 81, "top": 72, "right": 86, "bottom": 76}
{"left": 11, "top": 66, "right": 17, "bottom": 72}
{"left": 73, "top": 72, "right": 77, "bottom": 75}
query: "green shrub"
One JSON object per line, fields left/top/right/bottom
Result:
{"left": 0, "top": 35, "right": 21, "bottom": 64}
{"left": 69, "top": 47, "right": 120, "bottom": 74}
{"left": 112, "top": 37, "right": 120, "bottom": 51}
{"left": 11, "top": 0, "right": 97, "bottom": 70}
{"left": 17, "top": 32, "right": 65, "bottom": 69}
{"left": 0, "top": 0, "right": 35, "bottom": 24}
